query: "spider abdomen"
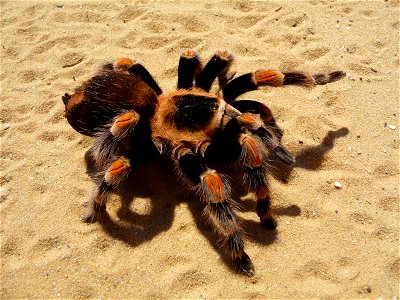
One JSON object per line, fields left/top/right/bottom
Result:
{"left": 63, "top": 71, "right": 158, "bottom": 136}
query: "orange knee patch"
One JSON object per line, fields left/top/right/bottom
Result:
{"left": 256, "top": 187, "right": 270, "bottom": 200}
{"left": 105, "top": 157, "right": 131, "bottom": 184}
{"left": 110, "top": 111, "right": 139, "bottom": 138}
{"left": 115, "top": 111, "right": 139, "bottom": 128}
{"left": 238, "top": 113, "right": 257, "bottom": 124}
{"left": 113, "top": 57, "right": 134, "bottom": 69}
{"left": 255, "top": 70, "right": 284, "bottom": 87}
{"left": 203, "top": 171, "right": 225, "bottom": 201}
{"left": 241, "top": 135, "right": 264, "bottom": 168}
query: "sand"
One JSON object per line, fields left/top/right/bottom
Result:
{"left": 1, "top": 0, "right": 399, "bottom": 299}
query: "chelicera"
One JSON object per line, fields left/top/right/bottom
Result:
{"left": 62, "top": 49, "right": 345, "bottom": 275}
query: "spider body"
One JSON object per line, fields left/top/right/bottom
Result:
{"left": 62, "top": 50, "right": 345, "bottom": 275}
{"left": 62, "top": 58, "right": 159, "bottom": 137}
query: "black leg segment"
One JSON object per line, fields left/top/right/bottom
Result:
{"left": 222, "top": 73, "right": 257, "bottom": 103}
{"left": 195, "top": 50, "right": 234, "bottom": 92}
{"left": 178, "top": 152, "right": 207, "bottom": 183}
{"left": 128, "top": 63, "right": 162, "bottom": 95}
{"left": 177, "top": 49, "right": 203, "bottom": 89}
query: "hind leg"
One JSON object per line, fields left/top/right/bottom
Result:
{"left": 222, "top": 69, "right": 346, "bottom": 102}
{"left": 82, "top": 156, "right": 132, "bottom": 223}
{"left": 90, "top": 57, "right": 162, "bottom": 95}
{"left": 89, "top": 109, "right": 140, "bottom": 171}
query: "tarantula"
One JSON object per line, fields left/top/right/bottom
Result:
{"left": 62, "top": 49, "right": 345, "bottom": 275}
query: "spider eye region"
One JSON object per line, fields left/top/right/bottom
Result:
{"left": 172, "top": 94, "right": 219, "bottom": 131}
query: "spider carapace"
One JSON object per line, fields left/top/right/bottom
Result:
{"left": 62, "top": 49, "right": 345, "bottom": 275}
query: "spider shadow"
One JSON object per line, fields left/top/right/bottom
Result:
{"left": 82, "top": 126, "right": 348, "bottom": 273}
{"left": 268, "top": 127, "right": 349, "bottom": 183}
{"left": 83, "top": 153, "right": 295, "bottom": 273}
{"left": 85, "top": 155, "right": 184, "bottom": 247}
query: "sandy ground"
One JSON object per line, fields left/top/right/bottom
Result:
{"left": 1, "top": 0, "right": 399, "bottom": 299}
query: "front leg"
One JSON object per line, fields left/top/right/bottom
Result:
{"left": 174, "top": 144, "right": 254, "bottom": 276}
{"left": 224, "top": 113, "right": 295, "bottom": 165}
{"left": 221, "top": 116, "right": 291, "bottom": 229}
{"left": 231, "top": 100, "right": 283, "bottom": 141}
{"left": 237, "top": 113, "right": 295, "bottom": 165}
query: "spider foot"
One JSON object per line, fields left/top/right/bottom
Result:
{"left": 256, "top": 188, "right": 277, "bottom": 230}
{"left": 233, "top": 252, "right": 255, "bottom": 276}
{"left": 81, "top": 211, "right": 98, "bottom": 224}
{"left": 274, "top": 144, "right": 296, "bottom": 165}
{"left": 313, "top": 70, "right": 346, "bottom": 85}
{"left": 81, "top": 199, "right": 107, "bottom": 223}
{"left": 260, "top": 217, "right": 277, "bottom": 230}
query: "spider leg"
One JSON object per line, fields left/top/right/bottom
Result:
{"left": 91, "top": 58, "right": 162, "bottom": 95}
{"left": 222, "top": 69, "right": 346, "bottom": 102}
{"left": 174, "top": 144, "right": 254, "bottom": 276}
{"left": 82, "top": 156, "right": 132, "bottom": 223}
{"left": 237, "top": 133, "right": 277, "bottom": 229}
{"left": 110, "top": 110, "right": 140, "bottom": 139}
{"left": 195, "top": 50, "right": 235, "bottom": 92}
{"left": 231, "top": 99, "right": 283, "bottom": 141}
{"left": 230, "top": 112, "right": 299, "bottom": 227}
{"left": 242, "top": 113, "right": 295, "bottom": 165}
{"left": 111, "top": 57, "right": 162, "bottom": 95}
{"left": 89, "top": 109, "right": 140, "bottom": 170}
{"left": 224, "top": 113, "right": 295, "bottom": 165}
{"left": 127, "top": 63, "right": 162, "bottom": 96}
{"left": 177, "top": 49, "right": 203, "bottom": 89}
{"left": 218, "top": 118, "right": 278, "bottom": 229}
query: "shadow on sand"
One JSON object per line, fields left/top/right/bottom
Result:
{"left": 83, "top": 127, "right": 348, "bottom": 273}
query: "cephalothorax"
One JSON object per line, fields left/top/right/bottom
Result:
{"left": 62, "top": 49, "right": 345, "bottom": 275}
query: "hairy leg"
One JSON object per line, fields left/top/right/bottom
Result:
{"left": 237, "top": 113, "right": 295, "bottom": 165}
{"left": 195, "top": 50, "right": 235, "bottom": 92}
{"left": 238, "top": 133, "right": 277, "bottom": 229}
{"left": 111, "top": 57, "right": 162, "bottom": 95}
{"left": 222, "top": 69, "right": 346, "bottom": 102}
{"left": 177, "top": 49, "right": 203, "bottom": 89}
{"left": 231, "top": 100, "right": 283, "bottom": 141}
{"left": 82, "top": 156, "right": 132, "bottom": 223}
{"left": 89, "top": 109, "right": 140, "bottom": 171}
{"left": 222, "top": 113, "right": 295, "bottom": 165}
{"left": 174, "top": 144, "right": 254, "bottom": 275}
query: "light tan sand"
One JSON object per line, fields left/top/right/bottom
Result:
{"left": 1, "top": 0, "right": 399, "bottom": 298}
